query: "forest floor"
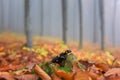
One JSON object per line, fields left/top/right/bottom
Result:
{"left": 0, "top": 33, "right": 120, "bottom": 80}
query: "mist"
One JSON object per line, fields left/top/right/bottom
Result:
{"left": 0, "top": 0, "right": 120, "bottom": 47}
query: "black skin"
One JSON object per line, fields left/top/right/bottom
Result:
{"left": 51, "top": 50, "right": 72, "bottom": 66}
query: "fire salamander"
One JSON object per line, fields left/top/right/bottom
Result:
{"left": 51, "top": 50, "right": 72, "bottom": 66}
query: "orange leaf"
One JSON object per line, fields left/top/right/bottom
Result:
{"left": 74, "top": 70, "right": 92, "bottom": 80}
{"left": 0, "top": 72, "right": 14, "bottom": 80}
{"left": 104, "top": 68, "right": 120, "bottom": 77}
{"left": 14, "top": 74, "right": 39, "bottom": 80}
{"left": 0, "top": 51, "right": 5, "bottom": 56}
{"left": 88, "top": 71, "right": 100, "bottom": 80}
{"left": 53, "top": 66, "right": 73, "bottom": 80}
{"left": 0, "top": 46, "right": 4, "bottom": 51}
{"left": 51, "top": 73, "right": 62, "bottom": 80}
{"left": 72, "top": 62, "right": 81, "bottom": 74}
{"left": 95, "top": 63, "right": 109, "bottom": 72}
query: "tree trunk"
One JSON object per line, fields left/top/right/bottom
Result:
{"left": 99, "top": 0, "right": 105, "bottom": 50}
{"left": 0, "top": 0, "right": 4, "bottom": 33}
{"left": 78, "top": 0, "right": 83, "bottom": 49}
{"left": 24, "top": 0, "right": 33, "bottom": 48}
{"left": 62, "top": 0, "right": 67, "bottom": 44}
{"left": 112, "top": 0, "right": 117, "bottom": 47}
{"left": 40, "top": 0, "right": 44, "bottom": 36}
{"left": 93, "top": 0, "right": 97, "bottom": 43}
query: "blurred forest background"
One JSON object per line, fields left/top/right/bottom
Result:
{"left": 0, "top": 0, "right": 120, "bottom": 49}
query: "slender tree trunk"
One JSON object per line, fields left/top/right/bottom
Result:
{"left": 24, "top": 0, "right": 33, "bottom": 48}
{"left": 73, "top": 1, "right": 76, "bottom": 41}
{"left": 78, "top": 0, "right": 83, "bottom": 49}
{"left": 62, "top": 0, "right": 67, "bottom": 44}
{"left": 112, "top": 0, "right": 117, "bottom": 47}
{"left": 99, "top": 0, "right": 105, "bottom": 50}
{"left": 40, "top": 0, "right": 44, "bottom": 36}
{"left": 93, "top": 0, "right": 97, "bottom": 43}
{"left": 0, "top": 0, "right": 4, "bottom": 33}
{"left": 9, "top": 0, "right": 12, "bottom": 31}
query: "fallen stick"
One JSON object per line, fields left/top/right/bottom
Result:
{"left": 33, "top": 64, "right": 52, "bottom": 80}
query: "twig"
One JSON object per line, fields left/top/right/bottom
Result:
{"left": 33, "top": 64, "right": 52, "bottom": 80}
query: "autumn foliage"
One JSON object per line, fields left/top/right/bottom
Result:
{"left": 0, "top": 33, "right": 120, "bottom": 80}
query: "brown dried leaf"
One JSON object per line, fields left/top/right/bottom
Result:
{"left": 14, "top": 74, "right": 39, "bottom": 80}
{"left": 88, "top": 65, "right": 101, "bottom": 74}
{"left": 13, "top": 69, "right": 31, "bottom": 75}
{"left": 79, "top": 60, "right": 94, "bottom": 69}
{"left": 105, "top": 76, "right": 120, "bottom": 80}
{"left": 0, "top": 64, "right": 23, "bottom": 71}
{"left": 74, "top": 70, "right": 92, "bottom": 80}
{"left": 97, "top": 76, "right": 106, "bottom": 80}
{"left": 104, "top": 68, "right": 120, "bottom": 77}
{"left": 27, "top": 62, "right": 35, "bottom": 70}
{"left": 72, "top": 62, "right": 81, "bottom": 74}
{"left": 0, "top": 72, "right": 14, "bottom": 80}
{"left": 51, "top": 73, "right": 62, "bottom": 80}
{"left": 88, "top": 71, "right": 100, "bottom": 80}
{"left": 95, "top": 63, "right": 109, "bottom": 72}
{"left": 0, "top": 58, "right": 8, "bottom": 66}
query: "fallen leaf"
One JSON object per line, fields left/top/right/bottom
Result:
{"left": 79, "top": 60, "right": 94, "bottom": 69}
{"left": 74, "top": 70, "right": 92, "bottom": 80}
{"left": 13, "top": 69, "right": 31, "bottom": 75}
{"left": 88, "top": 71, "right": 100, "bottom": 80}
{"left": 72, "top": 62, "right": 81, "bottom": 74}
{"left": 0, "top": 46, "right": 4, "bottom": 51}
{"left": 0, "top": 64, "right": 23, "bottom": 71}
{"left": 53, "top": 65, "right": 73, "bottom": 80}
{"left": 0, "top": 72, "right": 14, "bottom": 80}
{"left": 51, "top": 73, "right": 62, "bottom": 80}
{"left": 95, "top": 63, "right": 109, "bottom": 72}
{"left": 14, "top": 74, "right": 39, "bottom": 80}
{"left": 33, "top": 64, "right": 52, "bottom": 80}
{"left": 104, "top": 68, "right": 120, "bottom": 77}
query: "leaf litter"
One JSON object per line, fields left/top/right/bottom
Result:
{"left": 0, "top": 33, "right": 120, "bottom": 80}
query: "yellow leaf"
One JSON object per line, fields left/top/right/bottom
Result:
{"left": 105, "top": 51, "right": 114, "bottom": 60}
{"left": 77, "top": 56, "right": 81, "bottom": 60}
{"left": 37, "top": 55, "right": 43, "bottom": 60}
{"left": 35, "top": 48, "right": 48, "bottom": 57}
{"left": 22, "top": 47, "right": 30, "bottom": 51}
{"left": 107, "top": 58, "right": 112, "bottom": 65}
